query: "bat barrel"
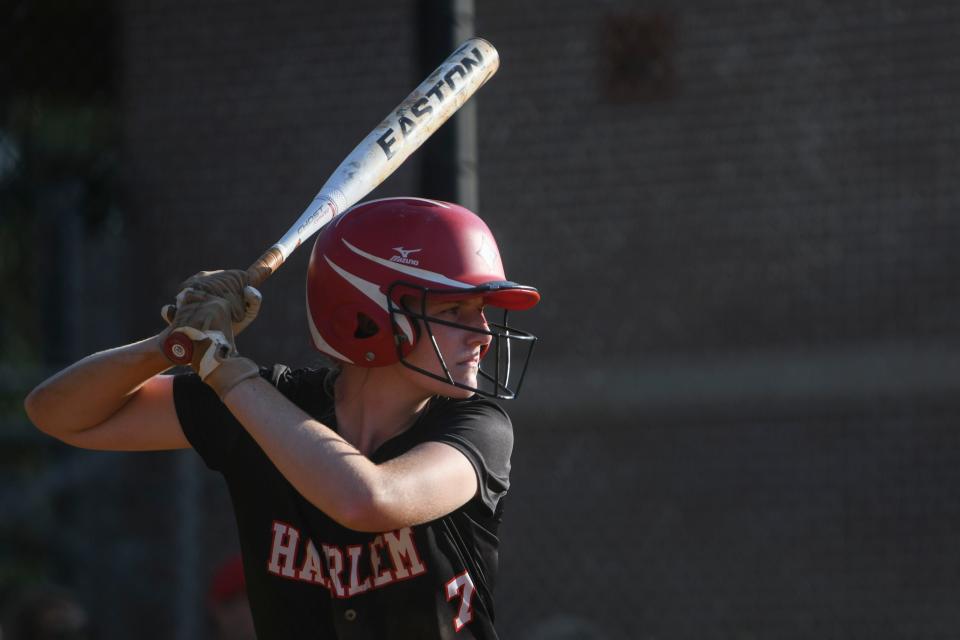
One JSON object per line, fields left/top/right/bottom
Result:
{"left": 270, "top": 37, "right": 499, "bottom": 257}
{"left": 158, "top": 37, "right": 499, "bottom": 368}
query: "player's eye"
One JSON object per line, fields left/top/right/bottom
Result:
{"left": 429, "top": 304, "right": 458, "bottom": 317}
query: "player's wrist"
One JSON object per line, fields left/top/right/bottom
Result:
{"left": 204, "top": 356, "right": 261, "bottom": 400}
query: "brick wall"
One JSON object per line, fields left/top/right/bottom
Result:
{"left": 74, "top": 1, "right": 960, "bottom": 637}
{"left": 477, "top": 1, "right": 960, "bottom": 357}
{"left": 121, "top": 0, "right": 421, "bottom": 365}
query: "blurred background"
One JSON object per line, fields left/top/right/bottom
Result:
{"left": 3, "top": 0, "right": 960, "bottom": 638}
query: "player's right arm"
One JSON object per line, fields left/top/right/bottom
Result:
{"left": 25, "top": 269, "right": 259, "bottom": 452}
{"left": 23, "top": 335, "right": 189, "bottom": 452}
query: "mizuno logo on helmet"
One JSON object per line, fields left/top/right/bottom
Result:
{"left": 391, "top": 247, "right": 421, "bottom": 265}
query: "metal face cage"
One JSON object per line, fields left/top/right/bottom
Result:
{"left": 386, "top": 281, "right": 538, "bottom": 400}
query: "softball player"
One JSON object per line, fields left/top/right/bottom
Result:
{"left": 25, "top": 197, "right": 539, "bottom": 639}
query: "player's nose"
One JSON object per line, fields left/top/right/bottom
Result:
{"left": 465, "top": 325, "right": 493, "bottom": 351}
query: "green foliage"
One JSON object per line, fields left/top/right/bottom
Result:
{"left": 0, "top": 160, "right": 41, "bottom": 367}
{"left": 0, "top": 99, "right": 119, "bottom": 368}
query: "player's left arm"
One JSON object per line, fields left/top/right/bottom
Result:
{"left": 221, "top": 376, "right": 477, "bottom": 532}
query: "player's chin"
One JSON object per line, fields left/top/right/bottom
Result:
{"left": 442, "top": 383, "right": 477, "bottom": 400}
{"left": 438, "top": 370, "right": 481, "bottom": 400}
{"left": 408, "top": 361, "right": 481, "bottom": 399}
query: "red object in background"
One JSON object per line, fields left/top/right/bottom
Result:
{"left": 208, "top": 555, "right": 246, "bottom": 607}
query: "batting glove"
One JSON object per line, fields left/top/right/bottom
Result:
{"left": 161, "top": 269, "right": 262, "bottom": 337}
{"left": 161, "top": 289, "right": 261, "bottom": 399}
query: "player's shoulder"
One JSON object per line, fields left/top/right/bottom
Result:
{"left": 268, "top": 363, "right": 333, "bottom": 388}
{"left": 175, "top": 362, "right": 334, "bottom": 401}
{"left": 431, "top": 393, "right": 510, "bottom": 415}
{"left": 425, "top": 394, "right": 512, "bottom": 430}
{"left": 267, "top": 363, "right": 337, "bottom": 416}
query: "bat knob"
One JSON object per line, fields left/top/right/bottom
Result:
{"left": 164, "top": 330, "right": 194, "bottom": 365}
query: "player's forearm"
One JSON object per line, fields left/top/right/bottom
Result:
{"left": 24, "top": 336, "right": 172, "bottom": 437}
{"left": 222, "top": 377, "right": 396, "bottom": 531}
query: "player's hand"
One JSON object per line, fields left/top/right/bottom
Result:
{"left": 161, "top": 269, "right": 262, "bottom": 337}
{"left": 161, "top": 287, "right": 238, "bottom": 374}
{"left": 159, "top": 288, "right": 260, "bottom": 399}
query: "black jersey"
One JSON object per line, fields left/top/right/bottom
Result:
{"left": 173, "top": 366, "right": 513, "bottom": 639}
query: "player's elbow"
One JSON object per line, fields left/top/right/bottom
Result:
{"left": 24, "top": 383, "right": 57, "bottom": 437}
{"left": 332, "top": 482, "right": 407, "bottom": 533}
{"left": 24, "top": 383, "right": 90, "bottom": 444}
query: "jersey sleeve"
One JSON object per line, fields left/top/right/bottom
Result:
{"left": 173, "top": 371, "right": 245, "bottom": 472}
{"left": 425, "top": 398, "right": 514, "bottom": 517}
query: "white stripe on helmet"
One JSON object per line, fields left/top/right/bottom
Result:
{"left": 325, "top": 256, "right": 415, "bottom": 343}
{"left": 306, "top": 291, "right": 354, "bottom": 363}
{"left": 342, "top": 239, "right": 474, "bottom": 289}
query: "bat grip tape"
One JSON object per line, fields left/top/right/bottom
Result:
{"left": 246, "top": 246, "right": 285, "bottom": 288}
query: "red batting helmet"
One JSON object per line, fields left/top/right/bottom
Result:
{"left": 306, "top": 197, "right": 539, "bottom": 399}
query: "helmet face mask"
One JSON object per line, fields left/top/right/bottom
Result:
{"left": 306, "top": 197, "right": 540, "bottom": 399}
{"left": 386, "top": 281, "right": 538, "bottom": 400}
